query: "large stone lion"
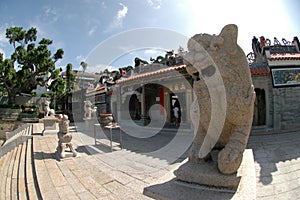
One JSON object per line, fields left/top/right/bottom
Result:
{"left": 184, "top": 24, "right": 255, "bottom": 174}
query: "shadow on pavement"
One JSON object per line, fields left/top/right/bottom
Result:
{"left": 247, "top": 132, "right": 300, "bottom": 185}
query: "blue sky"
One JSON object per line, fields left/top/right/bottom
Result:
{"left": 0, "top": 0, "right": 299, "bottom": 73}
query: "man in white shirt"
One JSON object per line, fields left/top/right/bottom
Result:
{"left": 173, "top": 106, "right": 179, "bottom": 126}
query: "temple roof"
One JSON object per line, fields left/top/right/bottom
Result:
{"left": 249, "top": 62, "right": 270, "bottom": 75}
{"left": 86, "top": 86, "right": 106, "bottom": 95}
{"left": 117, "top": 62, "right": 272, "bottom": 84}
{"left": 250, "top": 67, "right": 270, "bottom": 75}
{"left": 117, "top": 64, "right": 186, "bottom": 84}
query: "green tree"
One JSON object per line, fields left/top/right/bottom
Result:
{"left": 47, "top": 70, "right": 65, "bottom": 97}
{"left": 65, "top": 63, "right": 75, "bottom": 94}
{"left": 0, "top": 27, "right": 64, "bottom": 104}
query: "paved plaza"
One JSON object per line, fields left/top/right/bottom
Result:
{"left": 248, "top": 131, "right": 300, "bottom": 199}
{"left": 1, "top": 122, "right": 300, "bottom": 199}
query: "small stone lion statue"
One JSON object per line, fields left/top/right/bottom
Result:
{"left": 184, "top": 24, "right": 255, "bottom": 174}
{"left": 83, "top": 100, "right": 97, "bottom": 119}
{"left": 44, "top": 100, "right": 51, "bottom": 116}
{"left": 57, "top": 114, "right": 77, "bottom": 158}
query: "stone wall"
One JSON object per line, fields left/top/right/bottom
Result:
{"left": 252, "top": 74, "right": 300, "bottom": 132}
{"left": 275, "top": 86, "right": 300, "bottom": 130}
{"left": 15, "top": 96, "right": 48, "bottom": 108}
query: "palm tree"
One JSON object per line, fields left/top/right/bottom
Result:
{"left": 80, "top": 61, "right": 88, "bottom": 73}
{"left": 80, "top": 61, "right": 88, "bottom": 88}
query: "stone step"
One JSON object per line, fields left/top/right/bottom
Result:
{"left": 0, "top": 147, "right": 16, "bottom": 199}
{"left": 6, "top": 142, "right": 22, "bottom": 199}
{"left": 0, "top": 134, "right": 42, "bottom": 200}
{"left": 0, "top": 139, "right": 41, "bottom": 200}
{"left": 17, "top": 141, "right": 28, "bottom": 200}
{"left": 25, "top": 138, "right": 42, "bottom": 200}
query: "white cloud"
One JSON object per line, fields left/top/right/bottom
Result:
{"left": 41, "top": 6, "right": 60, "bottom": 23}
{"left": 0, "top": 33, "right": 6, "bottom": 45}
{"left": 88, "top": 25, "right": 97, "bottom": 36}
{"left": 146, "top": 0, "right": 162, "bottom": 9}
{"left": 0, "top": 23, "right": 11, "bottom": 46}
{"left": 85, "top": 64, "right": 117, "bottom": 73}
{"left": 86, "top": 15, "right": 101, "bottom": 36}
{"left": 76, "top": 55, "right": 85, "bottom": 63}
{"left": 105, "top": 3, "right": 128, "bottom": 32}
{"left": 117, "top": 3, "right": 128, "bottom": 21}
{"left": 144, "top": 48, "right": 159, "bottom": 55}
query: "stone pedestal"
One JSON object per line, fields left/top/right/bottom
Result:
{"left": 42, "top": 117, "right": 58, "bottom": 136}
{"left": 174, "top": 159, "right": 240, "bottom": 191}
{"left": 144, "top": 149, "right": 256, "bottom": 200}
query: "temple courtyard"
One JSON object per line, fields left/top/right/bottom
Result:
{"left": 0, "top": 122, "right": 300, "bottom": 199}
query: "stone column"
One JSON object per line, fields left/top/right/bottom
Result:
{"left": 141, "top": 85, "right": 145, "bottom": 117}
{"left": 140, "top": 85, "right": 147, "bottom": 125}
{"left": 164, "top": 92, "right": 170, "bottom": 123}
{"left": 116, "top": 85, "right": 122, "bottom": 121}
{"left": 186, "top": 89, "right": 191, "bottom": 123}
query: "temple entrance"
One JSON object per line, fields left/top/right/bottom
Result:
{"left": 121, "top": 84, "right": 190, "bottom": 127}
{"left": 129, "top": 94, "right": 141, "bottom": 120}
{"left": 170, "top": 93, "right": 181, "bottom": 125}
{"left": 253, "top": 88, "right": 266, "bottom": 126}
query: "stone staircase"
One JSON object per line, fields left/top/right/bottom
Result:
{"left": 0, "top": 123, "right": 41, "bottom": 200}
{"left": 0, "top": 138, "right": 41, "bottom": 200}
{"left": 0, "top": 123, "right": 33, "bottom": 158}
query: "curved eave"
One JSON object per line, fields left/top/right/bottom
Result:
{"left": 116, "top": 64, "right": 186, "bottom": 84}
{"left": 86, "top": 86, "right": 106, "bottom": 95}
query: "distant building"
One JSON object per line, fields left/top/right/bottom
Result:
{"left": 59, "top": 70, "right": 101, "bottom": 121}
{"left": 61, "top": 70, "right": 101, "bottom": 90}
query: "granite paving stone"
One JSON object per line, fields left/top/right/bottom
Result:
{"left": 77, "top": 191, "right": 97, "bottom": 200}
{"left": 56, "top": 185, "right": 79, "bottom": 200}
{"left": 2, "top": 122, "right": 300, "bottom": 199}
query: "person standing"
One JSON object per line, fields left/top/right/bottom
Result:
{"left": 173, "top": 106, "right": 179, "bottom": 126}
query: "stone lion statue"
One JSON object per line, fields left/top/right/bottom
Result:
{"left": 84, "top": 100, "right": 97, "bottom": 119}
{"left": 184, "top": 24, "right": 255, "bottom": 174}
{"left": 44, "top": 100, "right": 50, "bottom": 116}
{"left": 57, "top": 114, "right": 77, "bottom": 158}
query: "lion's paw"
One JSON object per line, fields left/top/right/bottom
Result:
{"left": 218, "top": 147, "right": 243, "bottom": 174}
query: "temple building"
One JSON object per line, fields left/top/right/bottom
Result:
{"left": 85, "top": 36, "right": 300, "bottom": 134}
{"left": 249, "top": 36, "right": 300, "bottom": 133}
{"left": 114, "top": 62, "right": 192, "bottom": 127}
